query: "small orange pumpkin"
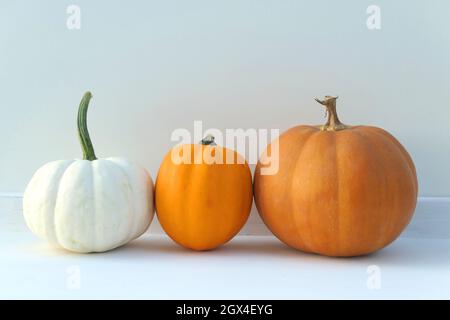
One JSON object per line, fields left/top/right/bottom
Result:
{"left": 254, "top": 96, "right": 418, "bottom": 257}
{"left": 155, "top": 135, "right": 253, "bottom": 250}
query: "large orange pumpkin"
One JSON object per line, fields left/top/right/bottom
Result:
{"left": 155, "top": 135, "right": 253, "bottom": 251}
{"left": 254, "top": 96, "right": 418, "bottom": 257}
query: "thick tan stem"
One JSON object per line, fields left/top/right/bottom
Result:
{"left": 314, "top": 96, "right": 350, "bottom": 131}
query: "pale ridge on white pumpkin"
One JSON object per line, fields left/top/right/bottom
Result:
{"left": 106, "top": 157, "right": 154, "bottom": 243}
{"left": 23, "top": 159, "right": 75, "bottom": 243}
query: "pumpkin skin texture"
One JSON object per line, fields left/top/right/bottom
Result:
{"left": 155, "top": 141, "right": 253, "bottom": 251}
{"left": 23, "top": 92, "right": 154, "bottom": 253}
{"left": 254, "top": 97, "right": 418, "bottom": 257}
{"left": 23, "top": 158, "right": 154, "bottom": 253}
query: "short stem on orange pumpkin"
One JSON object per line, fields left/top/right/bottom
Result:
{"left": 314, "top": 96, "right": 350, "bottom": 131}
{"left": 77, "top": 91, "right": 97, "bottom": 161}
{"left": 200, "top": 134, "right": 216, "bottom": 146}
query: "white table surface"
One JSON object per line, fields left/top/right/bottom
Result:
{"left": 2, "top": 205, "right": 450, "bottom": 300}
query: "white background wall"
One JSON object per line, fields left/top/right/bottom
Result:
{"left": 0, "top": 0, "right": 449, "bottom": 196}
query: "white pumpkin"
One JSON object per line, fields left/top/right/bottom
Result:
{"left": 23, "top": 92, "right": 154, "bottom": 253}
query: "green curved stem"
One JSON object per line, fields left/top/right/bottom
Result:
{"left": 77, "top": 91, "right": 97, "bottom": 161}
